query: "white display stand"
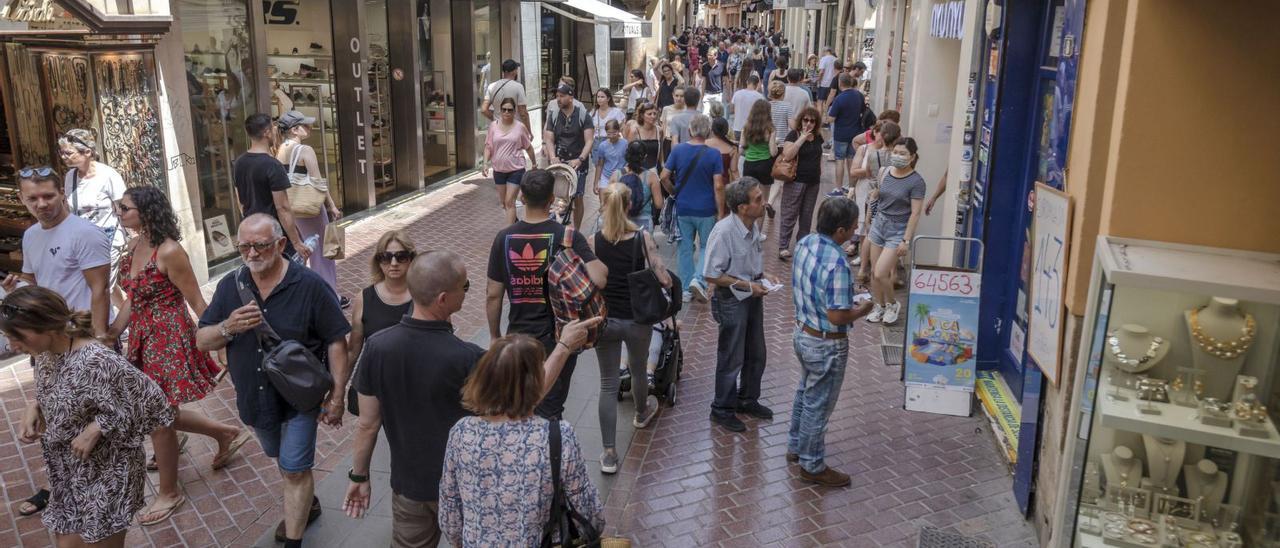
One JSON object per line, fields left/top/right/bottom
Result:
{"left": 1052, "top": 237, "right": 1280, "bottom": 548}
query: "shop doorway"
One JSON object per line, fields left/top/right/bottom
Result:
{"left": 419, "top": 0, "right": 457, "bottom": 183}
{"left": 365, "top": 0, "right": 399, "bottom": 199}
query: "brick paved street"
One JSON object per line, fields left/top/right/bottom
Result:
{"left": 0, "top": 168, "right": 1037, "bottom": 546}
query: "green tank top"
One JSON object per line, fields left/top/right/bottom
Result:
{"left": 743, "top": 141, "right": 772, "bottom": 162}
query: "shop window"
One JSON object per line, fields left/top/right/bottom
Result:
{"left": 420, "top": 0, "right": 456, "bottom": 183}
{"left": 365, "top": 0, "right": 396, "bottom": 197}
{"left": 264, "top": 0, "right": 342, "bottom": 206}
{"left": 473, "top": 0, "right": 499, "bottom": 166}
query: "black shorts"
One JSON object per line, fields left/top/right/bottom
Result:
{"left": 743, "top": 157, "right": 775, "bottom": 185}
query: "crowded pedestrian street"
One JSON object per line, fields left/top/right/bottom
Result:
{"left": 0, "top": 0, "right": 1276, "bottom": 546}
{"left": 0, "top": 169, "right": 1036, "bottom": 546}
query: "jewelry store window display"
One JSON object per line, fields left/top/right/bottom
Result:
{"left": 1063, "top": 237, "right": 1280, "bottom": 548}
{"left": 275, "top": 111, "right": 347, "bottom": 307}
{"left": 57, "top": 130, "right": 127, "bottom": 304}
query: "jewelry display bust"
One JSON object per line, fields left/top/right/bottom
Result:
{"left": 1101, "top": 445, "right": 1143, "bottom": 489}
{"left": 1184, "top": 459, "right": 1228, "bottom": 516}
{"left": 1185, "top": 298, "right": 1255, "bottom": 400}
{"left": 1140, "top": 435, "right": 1185, "bottom": 490}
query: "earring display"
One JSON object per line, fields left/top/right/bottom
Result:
{"left": 1231, "top": 375, "right": 1271, "bottom": 438}
{"left": 1170, "top": 367, "right": 1207, "bottom": 408}
{"left": 1136, "top": 378, "right": 1168, "bottom": 415}
{"left": 1197, "top": 397, "right": 1233, "bottom": 427}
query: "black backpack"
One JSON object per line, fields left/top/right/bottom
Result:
{"left": 619, "top": 172, "right": 648, "bottom": 218}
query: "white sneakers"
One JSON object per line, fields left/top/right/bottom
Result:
{"left": 866, "top": 303, "right": 884, "bottom": 323}
{"left": 866, "top": 301, "right": 901, "bottom": 324}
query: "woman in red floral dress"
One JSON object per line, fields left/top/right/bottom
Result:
{"left": 107, "top": 186, "right": 252, "bottom": 526}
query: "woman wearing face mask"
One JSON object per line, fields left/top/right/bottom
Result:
{"left": 848, "top": 120, "right": 902, "bottom": 280}
{"left": 57, "top": 129, "right": 127, "bottom": 305}
{"left": 482, "top": 97, "right": 536, "bottom": 225}
{"left": 865, "top": 138, "right": 926, "bottom": 325}
{"left": 6, "top": 286, "right": 174, "bottom": 547}
{"left": 776, "top": 107, "right": 824, "bottom": 260}
{"left": 275, "top": 111, "right": 347, "bottom": 306}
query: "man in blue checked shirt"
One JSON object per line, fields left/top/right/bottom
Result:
{"left": 787, "top": 197, "right": 874, "bottom": 487}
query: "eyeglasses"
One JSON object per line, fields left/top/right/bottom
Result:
{"left": 0, "top": 302, "right": 29, "bottom": 320}
{"left": 18, "top": 166, "right": 54, "bottom": 178}
{"left": 236, "top": 239, "right": 282, "bottom": 254}
{"left": 376, "top": 250, "right": 416, "bottom": 264}
{"left": 462, "top": 280, "right": 471, "bottom": 293}
{"left": 58, "top": 148, "right": 81, "bottom": 158}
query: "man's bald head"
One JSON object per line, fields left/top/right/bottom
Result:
{"left": 407, "top": 250, "right": 468, "bottom": 312}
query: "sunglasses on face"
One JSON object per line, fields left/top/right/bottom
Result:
{"left": 19, "top": 166, "right": 54, "bottom": 178}
{"left": 501, "top": 107, "right": 515, "bottom": 113}
{"left": 114, "top": 202, "right": 137, "bottom": 213}
{"left": 802, "top": 119, "right": 817, "bottom": 124}
{"left": 0, "top": 302, "right": 29, "bottom": 320}
{"left": 236, "top": 239, "right": 282, "bottom": 254}
{"left": 376, "top": 250, "right": 416, "bottom": 264}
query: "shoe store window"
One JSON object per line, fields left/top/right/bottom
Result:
{"left": 364, "top": 0, "right": 398, "bottom": 198}
{"left": 263, "top": 1, "right": 342, "bottom": 206}
{"left": 472, "top": 0, "right": 499, "bottom": 167}
{"left": 1063, "top": 236, "right": 1280, "bottom": 547}
{"left": 420, "top": 0, "right": 456, "bottom": 184}
{"left": 176, "top": 0, "right": 257, "bottom": 265}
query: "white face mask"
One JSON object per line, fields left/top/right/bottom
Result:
{"left": 889, "top": 154, "right": 911, "bottom": 168}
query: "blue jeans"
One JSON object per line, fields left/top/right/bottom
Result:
{"left": 676, "top": 215, "right": 716, "bottom": 291}
{"left": 787, "top": 329, "right": 849, "bottom": 474}
{"left": 252, "top": 408, "right": 321, "bottom": 473}
{"left": 711, "top": 290, "right": 766, "bottom": 417}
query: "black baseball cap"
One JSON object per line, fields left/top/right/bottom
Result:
{"left": 555, "top": 83, "right": 574, "bottom": 96}
{"left": 501, "top": 59, "right": 520, "bottom": 73}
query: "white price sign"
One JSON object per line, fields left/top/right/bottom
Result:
{"left": 910, "top": 268, "right": 980, "bottom": 298}
{"left": 1027, "top": 183, "right": 1072, "bottom": 385}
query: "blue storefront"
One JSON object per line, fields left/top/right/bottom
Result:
{"left": 957, "top": 0, "right": 1087, "bottom": 513}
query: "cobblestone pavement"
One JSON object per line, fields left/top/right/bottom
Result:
{"left": 0, "top": 167, "right": 1037, "bottom": 547}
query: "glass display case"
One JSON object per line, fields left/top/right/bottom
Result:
{"left": 1063, "top": 237, "right": 1280, "bottom": 547}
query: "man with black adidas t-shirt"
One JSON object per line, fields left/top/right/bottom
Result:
{"left": 486, "top": 169, "right": 608, "bottom": 419}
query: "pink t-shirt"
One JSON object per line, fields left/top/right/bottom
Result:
{"left": 486, "top": 121, "right": 532, "bottom": 173}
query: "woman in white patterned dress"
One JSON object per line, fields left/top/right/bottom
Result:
{"left": 6, "top": 286, "right": 174, "bottom": 547}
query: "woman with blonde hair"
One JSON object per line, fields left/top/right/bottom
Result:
{"left": 344, "top": 230, "right": 416, "bottom": 414}
{"left": 591, "top": 182, "right": 670, "bottom": 473}
{"left": 57, "top": 129, "right": 127, "bottom": 304}
{"left": 439, "top": 321, "right": 603, "bottom": 546}
{"left": 7, "top": 286, "right": 174, "bottom": 547}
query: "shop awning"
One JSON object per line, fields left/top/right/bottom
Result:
{"left": 542, "top": 0, "right": 651, "bottom": 37}
{"left": 562, "top": 0, "right": 642, "bottom": 24}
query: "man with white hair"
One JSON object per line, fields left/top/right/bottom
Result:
{"left": 660, "top": 113, "right": 723, "bottom": 304}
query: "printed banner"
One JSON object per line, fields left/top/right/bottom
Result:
{"left": 903, "top": 267, "right": 980, "bottom": 392}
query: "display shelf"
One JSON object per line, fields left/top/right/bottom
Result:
{"left": 272, "top": 77, "right": 333, "bottom": 84}
{"left": 1098, "top": 237, "right": 1280, "bottom": 304}
{"left": 1097, "top": 382, "right": 1280, "bottom": 459}
{"left": 267, "top": 53, "right": 332, "bottom": 60}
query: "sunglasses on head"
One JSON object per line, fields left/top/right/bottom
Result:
{"left": 0, "top": 302, "right": 29, "bottom": 320}
{"left": 376, "top": 250, "right": 416, "bottom": 264}
{"left": 19, "top": 166, "right": 54, "bottom": 178}
{"left": 63, "top": 132, "right": 90, "bottom": 148}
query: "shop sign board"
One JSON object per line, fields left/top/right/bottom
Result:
{"left": 1027, "top": 183, "right": 1072, "bottom": 385}
{"left": 929, "top": 0, "right": 965, "bottom": 40}
{"left": 331, "top": 0, "right": 376, "bottom": 210}
{"left": 903, "top": 264, "right": 980, "bottom": 417}
{"left": 609, "top": 21, "right": 643, "bottom": 38}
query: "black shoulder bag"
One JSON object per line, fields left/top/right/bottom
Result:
{"left": 236, "top": 275, "right": 334, "bottom": 412}
{"left": 658, "top": 146, "right": 708, "bottom": 235}
{"left": 627, "top": 231, "right": 681, "bottom": 325}
{"left": 540, "top": 419, "right": 601, "bottom": 548}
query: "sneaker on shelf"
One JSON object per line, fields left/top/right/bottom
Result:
{"left": 600, "top": 450, "right": 619, "bottom": 474}
{"left": 825, "top": 188, "right": 847, "bottom": 198}
{"left": 882, "top": 301, "right": 901, "bottom": 324}
{"left": 633, "top": 396, "right": 660, "bottom": 428}
{"left": 866, "top": 303, "right": 884, "bottom": 323}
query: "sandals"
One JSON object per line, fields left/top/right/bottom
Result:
{"left": 211, "top": 430, "right": 252, "bottom": 471}
{"left": 146, "top": 432, "right": 189, "bottom": 471}
{"left": 138, "top": 494, "right": 186, "bottom": 526}
{"left": 16, "top": 489, "right": 49, "bottom": 516}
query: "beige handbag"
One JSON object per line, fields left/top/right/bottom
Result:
{"left": 286, "top": 145, "right": 327, "bottom": 218}
{"left": 322, "top": 222, "right": 345, "bottom": 260}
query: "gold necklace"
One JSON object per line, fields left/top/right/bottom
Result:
{"left": 1190, "top": 307, "right": 1256, "bottom": 360}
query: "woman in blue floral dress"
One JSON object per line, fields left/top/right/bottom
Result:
{"left": 439, "top": 331, "right": 605, "bottom": 546}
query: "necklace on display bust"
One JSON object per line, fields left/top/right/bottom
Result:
{"left": 1107, "top": 331, "right": 1165, "bottom": 368}
{"left": 1190, "top": 307, "right": 1256, "bottom": 360}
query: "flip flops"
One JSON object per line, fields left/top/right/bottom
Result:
{"left": 16, "top": 489, "right": 49, "bottom": 516}
{"left": 211, "top": 430, "right": 252, "bottom": 471}
{"left": 139, "top": 494, "right": 186, "bottom": 526}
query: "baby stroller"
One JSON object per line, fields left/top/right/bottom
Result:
{"left": 619, "top": 319, "right": 684, "bottom": 406}
{"left": 546, "top": 163, "right": 578, "bottom": 226}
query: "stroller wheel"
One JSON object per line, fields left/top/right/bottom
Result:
{"left": 666, "top": 383, "right": 677, "bottom": 406}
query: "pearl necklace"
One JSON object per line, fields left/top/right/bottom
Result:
{"left": 1190, "top": 307, "right": 1256, "bottom": 360}
{"left": 1106, "top": 331, "right": 1164, "bottom": 369}
{"left": 1149, "top": 439, "right": 1179, "bottom": 465}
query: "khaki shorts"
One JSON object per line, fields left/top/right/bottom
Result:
{"left": 392, "top": 493, "right": 440, "bottom": 548}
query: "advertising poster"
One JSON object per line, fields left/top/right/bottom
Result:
{"left": 903, "top": 267, "right": 980, "bottom": 392}
{"left": 204, "top": 215, "right": 235, "bottom": 259}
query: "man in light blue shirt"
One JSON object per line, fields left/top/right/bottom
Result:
{"left": 787, "top": 197, "right": 873, "bottom": 487}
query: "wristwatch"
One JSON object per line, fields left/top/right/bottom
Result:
{"left": 218, "top": 321, "right": 235, "bottom": 341}
{"left": 348, "top": 468, "right": 369, "bottom": 483}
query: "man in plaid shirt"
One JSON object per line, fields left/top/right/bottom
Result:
{"left": 787, "top": 197, "right": 874, "bottom": 487}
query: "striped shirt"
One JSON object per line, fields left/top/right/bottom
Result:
{"left": 791, "top": 233, "right": 854, "bottom": 333}
{"left": 770, "top": 101, "right": 793, "bottom": 145}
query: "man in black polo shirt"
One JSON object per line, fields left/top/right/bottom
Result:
{"left": 196, "top": 213, "right": 350, "bottom": 548}
{"left": 233, "top": 113, "right": 311, "bottom": 261}
{"left": 486, "top": 169, "right": 607, "bottom": 420}
{"left": 340, "top": 250, "right": 481, "bottom": 546}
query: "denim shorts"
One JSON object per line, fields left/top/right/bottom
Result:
{"left": 252, "top": 408, "right": 320, "bottom": 473}
{"left": 868, "top": 216, "right": 908, "bottom": 249}
{"left": 833, "top": 140, "right": 854, "bottom": 160}
{"left": 494, "top": 168, "right": 525, "bottom": 185}
{"left": 573, "top": 166, "right": 589, "bottom": 197}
